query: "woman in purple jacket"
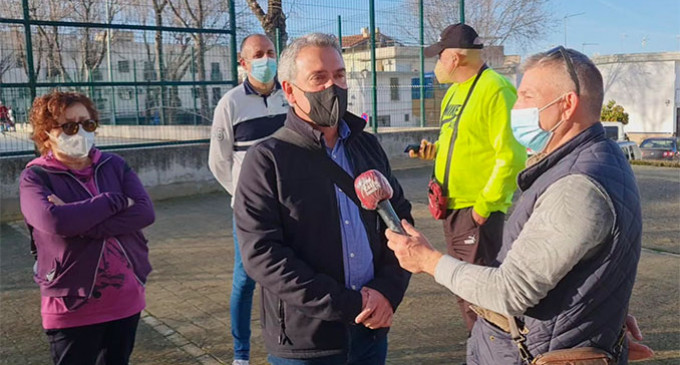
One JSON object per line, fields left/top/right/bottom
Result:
{"left": 19, "top": 91, "right": 155, "bottom": 365}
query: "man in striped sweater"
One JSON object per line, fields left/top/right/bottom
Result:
{"left": 208, "top": 33, "right": 288, "bottom": 365}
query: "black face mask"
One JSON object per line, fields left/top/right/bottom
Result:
{"left": 295, "top": 84, "right": 348, "bottom": 127}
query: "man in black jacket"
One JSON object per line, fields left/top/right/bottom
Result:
{"left": 234, "top": 33, "right": 413, "bottom": 364}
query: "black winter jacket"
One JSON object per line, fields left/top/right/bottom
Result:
{"left": 234, "top": 109, "right": 413, "bottom": 359}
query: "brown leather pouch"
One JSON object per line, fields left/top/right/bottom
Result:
{"left": 532, "top": 347, "right": 614, "bottom": 365}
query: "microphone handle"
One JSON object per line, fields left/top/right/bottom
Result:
{"left": 376, "top": 200, "right": 405, "bottom": 235}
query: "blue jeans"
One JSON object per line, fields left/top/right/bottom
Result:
{"left": 268, "top": 325, "right": 388, "bottom": 365}
{"left": 232, "top": 216, "right": 256, "bottom": 360}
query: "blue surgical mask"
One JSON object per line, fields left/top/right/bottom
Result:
{"left": 511, "top": 95, "right": 566, "bottom": 153}
{"left": 249, "top": 57, "right": 277, "bottom": 83}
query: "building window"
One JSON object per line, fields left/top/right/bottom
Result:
{"left": 212, "top": 87, "right": 222, "bottom": 106}
{"left": 95, "top": 98, "right": 107, "bottom": 111}
{"left": 143, "top": 61, "right": 157, "bottom": 81}
{"left": 15, "top": 55, "right": 24, "bottom": 68}
{"left": 390, "top": 77, "right": 399, "bottom": 101}
{"left": 404, "top": 113, "right": 409, "bottom": 122}
{"left": 91, "top": 68, "right": 103, "bottom": 81}
{"left": 377, "top": 115, "right": 391, "bottom": 127}
{"left": 118, "top": 60, "right": 130, "bottom": 73}
{"left": 118, "top": 88, "right": 133, "bottom": 100}
{"left": 210, "top": 62, "right": 222, "bottom": 81}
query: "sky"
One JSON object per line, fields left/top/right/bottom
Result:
{"left": 505, "top": 0, "right": 680, "bottom": 58}
{"left": 278, "top": 0, "right": 680, "bottom": 59}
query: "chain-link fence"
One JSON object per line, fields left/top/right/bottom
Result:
{"left": 0, "top": 0, "right": 237, "bottom": 155}
{"left": 276, "top": 0, "right": 458, "bottom": 130}
{"left": 1, "top": 0, "right": 526, "bottom": 156}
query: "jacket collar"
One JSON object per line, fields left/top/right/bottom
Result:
{"left": 518, "top": 122, "right": 606, "bottom": 191}
{"left": 284, "top": 108, "right": 367, "bottom": 148}
{"left": 243, "top": 77, "right": 281, "bottom": 96}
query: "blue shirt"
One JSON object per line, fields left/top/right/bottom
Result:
{"left": 324, "top": 120, "right": 374, "bottom": 291}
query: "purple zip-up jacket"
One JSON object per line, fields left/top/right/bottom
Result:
{"left": 19, "top": 151, "right": 155, "bottom": 299}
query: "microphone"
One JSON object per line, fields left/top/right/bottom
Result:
{"left": 354, "top": 169, "right": 405, "bottom": 235}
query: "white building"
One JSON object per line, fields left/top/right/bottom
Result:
{"left": 341, "top": 28, "right": 519, "bottom": 127}
{"left": 0, "top": 30, "right": 234, "bottom": 125}
{"left": 593, "top": 52, "right": 680, "bottom": 140}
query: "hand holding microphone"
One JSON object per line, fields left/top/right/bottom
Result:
{"left": 354, "top": 169, "right": 405, "bottom": 235}
{"left": 354, "top": 170, "right": 444, "bottom": 275}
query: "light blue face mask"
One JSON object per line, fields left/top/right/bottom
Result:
{"left": 249, "top": 57, "right": 277, "bottom": 83}
{"left": 510, "top": 95, "right": 566, "bottom": 153}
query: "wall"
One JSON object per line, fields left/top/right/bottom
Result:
{"left": 0, "top": 128, "right": 439, "bottom": 222}
{"left": 594, "top": 53, "right": 680, "bottom": 135}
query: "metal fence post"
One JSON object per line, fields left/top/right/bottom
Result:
{"left": 229, "top": 0, "right": 238, "bottom": 83}
{"left": 133, "top": 60, "right": 140, "bottom": 125}
{"left": 276, "top": 28, "right": 282, "bottom": 59}
{"left": 460, "top": 0, "right": 465, "bottom": 23}
{"left": 337, "top": 15, "right": 342, "bottom": 49}
{"left": 191, "top": 47, "right": 198, "bottom": 125}
{"left": 369, "top": 0, "right": 377, "bottom": 134}
{"left": 419, "top": 0, "right": 425, "bottom": 127}
{"left": 105, "top": 0, "right": 116, "bottom": 125}
{"left": 21, "top": 0, "right": 36, "bottom": 101}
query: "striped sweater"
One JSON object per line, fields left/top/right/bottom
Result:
{"left": 208, "top": 78, "right": 288, "bottom": 198}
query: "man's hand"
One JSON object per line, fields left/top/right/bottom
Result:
{"left": 409, "top": 139, "right": 436, "bottom": 160}
{"left": 355, "top": 287, "right": 393, "bottom": 329}
{"left": 47, "top": 194, "right": 65, "bottom": 206}
{"left": 472, "top": 209, "right": 487, "bottom": 226}
{"left": 626, "top": 314, "right": 654, "bottom": 361}
{"left": 386, "top": 220, "right": 443, "bottom": 275}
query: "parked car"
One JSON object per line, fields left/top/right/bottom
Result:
{"left": 601, "top": 121, "right": 628, "bottom": 141}
{"left": 639, "top": 137, "right": 679, "bottom": 160}
{"left": 617, "top": 141, "right": 642, "bottom": 161}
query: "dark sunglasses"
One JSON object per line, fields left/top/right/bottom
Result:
{"left": 546, "top": 46, "right": 580, "bottom": 96}
{"left": 54, "top": 119, "right": 98, "bottom": 136}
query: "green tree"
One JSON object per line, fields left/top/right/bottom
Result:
{"left": 601, "top": 100, "right": 629, "bottom": 125}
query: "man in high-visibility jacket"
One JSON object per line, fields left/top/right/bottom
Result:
{"left": 411, "top": 23, "right": 526, "bottom": 332}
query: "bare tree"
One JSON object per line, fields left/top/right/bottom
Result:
{"left": 67, "top": 0, "right": 121, "bottom": 84}
{"left": 11, "top": 28, "right": 45, "bottom": 82}
{"left": 245, "top": 0, "right": 288, "bottom": 47}
{"left": 399, "top": 0, "right": 555, "bottom": 50}
{"left": 151, "top": 0, "right": 169, "bottom": 124}
{"left": 167, "top": 0, "right": 231, "bottom": 122}
{"left": 0, "top": 48, "right": 14, "bottom": 100}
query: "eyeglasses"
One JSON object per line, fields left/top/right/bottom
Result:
{"left": 546, "top": 46, "right": 580, "bottom": 96}
{"left": 54, "top": 119, "right": 98, "bottom": 136}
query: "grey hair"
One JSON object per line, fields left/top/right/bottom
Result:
{"left": 277, "top": 33, "right": 342, "bottom": 83}
{"left": 522, "top": 48, "right": 604, "bottom": 117}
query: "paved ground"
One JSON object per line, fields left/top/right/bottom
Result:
{"left": 1, "top": 164, "right": 678, "bottom": 364}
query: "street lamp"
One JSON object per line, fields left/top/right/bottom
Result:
{"left": 563, "top": 12, "right": 585, "bottom": 47}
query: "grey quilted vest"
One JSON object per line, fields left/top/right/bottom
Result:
{"left": 467, "top": 123, "right": 642, "bottom": 365}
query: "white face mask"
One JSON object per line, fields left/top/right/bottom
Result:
{"left": 510, "top": 94, "right": 566, "bottom": 153}
{"left": 46, "top": 128, "right": 95, "bottom": 159}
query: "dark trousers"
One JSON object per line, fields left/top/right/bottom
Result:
{"left": 268, "top": 325, "right": 388, "bottom": 365}
{"left": 45, "top": 312, "right": 141, "bottom": 365}
{"left": 443, "top": 207, "right": 504, "bottom": 333}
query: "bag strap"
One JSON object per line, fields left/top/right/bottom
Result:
{"left": 439, "top": 64, "right": 488, "bottom": 192}
{"left": 611, "top": 325, "right": 627, "bottom": 362}
{"left": 272, "top": 127, "right": 362, "bottom": 208}
{"left": 508, "top": 313, "right": 626, "bottom": 364}
{"left": 507, "top": 315, "right": 535, "bottom": 364}
{"left": 27, "top": 166, "right": 53, "bottom": 260}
